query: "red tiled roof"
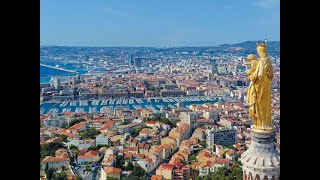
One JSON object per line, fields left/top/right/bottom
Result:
{"left": 42, "top": 156, "right": 69, "bottom": 163}
{"left": 85, "top": 150, "right": 99, "bottom": 157}
{"left": 104, "top": 167, "right": 122, "bottom": 174}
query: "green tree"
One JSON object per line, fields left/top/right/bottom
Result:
{"left": 88, "top": 146, "right": 99, "bottom": 151}
{"left": 106, "top": 177, "right": 120, "bottom": 180}
{"left": 124, "top": 161, "right": 134, "bottom": 171}
{"left": 55, "top": 171, "right": 67, "bottom": 180}
{"left": 195, "top": 176, "right": 203, "bottom": 180}
{"left": 199, "top": 140, "right": 207, "bottom": 149}
{"left": 132, "top": 165, "right": 146, "bottom": 177}
{"left": 222, "top": 152, "right": 226, "bottom": 159}
{"left": 75, "top": 176, "right": 83, "bottom": 180}
{"left": 189, "top": 154, "right": 197, "bottom": 162}
{"left": 80, "top": 128, "right": 101, "bottom": 139}
{"left": 61, "top": 165, "right": 66, "bottom": 172}
{"left": 84, "top": 164, "right": 91, "bottom": 171}
{"left": 68, "top": 118, "right": 86, "bottom": 128}
{"left": 40, "top": 142, "right": 63, "bottom": 161}
{"left": 115, "top": 155, "right": 124, "bottom": 169}
{"left": 131, "top": 128, "right": 141, "bottom": 138}
{"left": 60, "top": 134, "right": 68, "bottom": 142}
{"left": 46, "top": 168, "right": 54, "bottom": 180}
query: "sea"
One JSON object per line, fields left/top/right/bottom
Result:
{"left": 40, "top": 63, "right": 86, "bottom": 83}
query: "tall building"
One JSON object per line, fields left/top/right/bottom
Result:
{"left": 206, "top": 127, "right": 237, "bottom": 147}
{"left": 52, "top": 77, "right": 61, "bottom": 91}
{"left": 209, "top": 57, "right": 218, "bottom": 75}
{"left": 128, "top": 54, "right": 134, "bottom": 66}
{"left": 180, "top": 112, "right": 199, "bottom": 132}
{"left": 133, "top": 57, "right": 142, "bottom": 67}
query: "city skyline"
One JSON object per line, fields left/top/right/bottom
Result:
{"left": 40, "top": 0, "right": 280, "bottom": 47}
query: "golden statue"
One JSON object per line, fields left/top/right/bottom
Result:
{"left": 246, "top": 40, "right": 274, "bottom": 132}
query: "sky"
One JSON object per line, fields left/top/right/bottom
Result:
{"left": 40, "top": 0, "right": 280, "bottom": 47}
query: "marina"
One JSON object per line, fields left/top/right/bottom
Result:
{"left": 40, "top": 96, "right": 221, "bottom": 115}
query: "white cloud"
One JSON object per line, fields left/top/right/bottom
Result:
{"left": 253, "top": 0, "right": 279, "bottom": 8}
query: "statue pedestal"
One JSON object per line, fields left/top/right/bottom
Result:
{"left": 241, "top": 129, "right": 280, "bottom": 180}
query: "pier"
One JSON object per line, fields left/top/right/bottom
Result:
{"left": 40, "top": 64, "right": 76, "bottom": 73}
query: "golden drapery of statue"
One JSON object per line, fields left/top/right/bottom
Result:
{"left": 246, "top": 40, "right": 274, "bottom": 132}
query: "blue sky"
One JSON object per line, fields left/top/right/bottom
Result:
{"left": 40, "top": 0, "right": 280, "bottom": 47}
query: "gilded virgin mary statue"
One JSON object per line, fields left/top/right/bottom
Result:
{"left": 246, "top": 40, "right": 274, "bottom": 132}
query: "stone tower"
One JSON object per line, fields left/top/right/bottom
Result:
{"left": 241, "top": 130, "right": 280, "bottom": 180}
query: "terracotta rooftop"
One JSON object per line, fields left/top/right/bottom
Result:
{"left": 41, "top": 156, "right": 69, "bottom": 163}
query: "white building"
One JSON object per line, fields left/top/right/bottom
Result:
{"left": 206, "top": 127, "right": 237, "bottom": 147}
{"left": 180, "top": 112, "right": 200, "bottom": 131}
{"left": 96, "top": 134, "right": 110, "bottom": 146}
{"left": 41, "top": 156, "right": 70, "bottom": 170}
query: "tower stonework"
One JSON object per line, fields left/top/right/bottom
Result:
{"left": 241, "top": 130, "right": 280, "bottom": 180}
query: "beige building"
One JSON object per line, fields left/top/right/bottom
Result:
{"left": 41, "top": 156, "right": 70, "bottom": 170}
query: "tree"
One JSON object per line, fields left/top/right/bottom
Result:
{"left": 123, "top": 161, "right": 133, "bottom": 171}
{"left": 132, "top": 165, "right": 146, "bottom": 177}
{"left": 55, "top": 171, "right": 67, "bottom": 180}
{"left": 40, "top": 142, "right": 63, "bottom": 161}
{"left": 115, "top": 155, "right": 124, "bottom": 169}
{"left": 84, "top": 164, "right": 91, "bottom": 171}
{"left": 195, "top": 176, "right": 203, "bottom": 180}
{"left": 60, "top": 134, "right": 68, "bottom": 142}
{"left": 75, "top": 176, "right": 83, "bottom": 180}
{"left": 46, "top": 168, "right": 54, "bottom": 180}
{"left": 106, "top": 177, "right": 120, "bottom": 180}
{"left": 189, "top": 154, "right": 197, "bottom": 162}
{"left": 61, "top": 165, "right": 66, "bottom": 172}
{"left": 88, "top": 146, "right": 99, "bottom": 151}
{"left": 45, "top": 163, "right": 48, "bottom": 173}
{"left": 68, "top": 118, "right": 86, "bottom": 128}
{"left": 131, "top": 128, "right": 141, "bottom": 138}
{"left": 199, "top": 140, "right": 207, "bottom": 149}
{"left": 222, "top": 152, "right": 226, "bottom": 159}
{"left": 80, "top": 128, "right": 101, "bottom": 139}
